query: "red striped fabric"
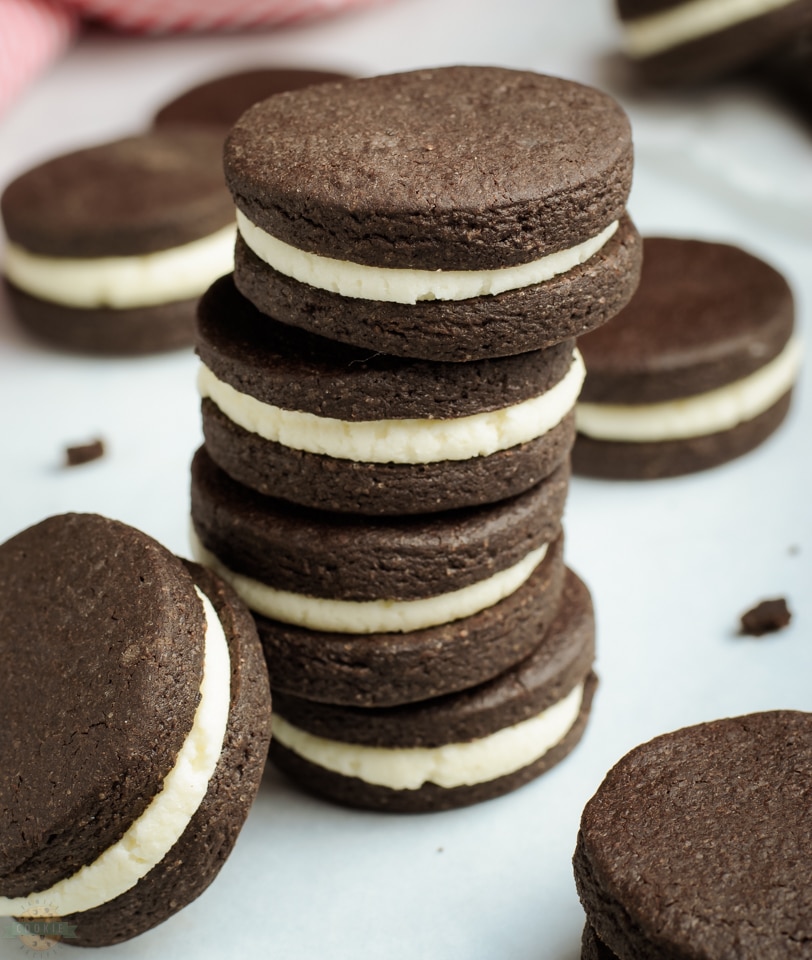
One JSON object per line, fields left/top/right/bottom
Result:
{"left": 0, "top": 0, "right": 78, "bottom": 116}
{"left": 0, "top": 0, "right": 381, "bottom": 115}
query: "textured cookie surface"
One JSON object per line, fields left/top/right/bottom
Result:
{"left": 153, "top": 67, "right": 353, "bottom": 129}
{"left": 0, "top": 514, "right": 205, "bottom": 898}
{"left": 1, "top": 130, "right": 233, "bottom": 257}
{"left": 191, "top": 445, "right": 569, "bottom": 601}
{"left": 574, "top": 711, "right": 812, "bottom": 960}
{"left": 225, "top": 66, "right": 633, "bottom": 269}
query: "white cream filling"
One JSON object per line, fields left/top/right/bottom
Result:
{"left": 198, "top": 349, "right": 585, "bottom": 464}
{"left": 3, "top": 222, "right": 236, "bottom": 309}
{"left": 190, "top": 528, "right": 547, "bottom": 635}
{"left": 236, "top": 209, "right": 618, "bottom": 304}
{"left": 622, "top": 0, "right": 799, "bottom": 57}
{"left": 0, "top": 587, "right": 231, "bottom": 919}
{"left": 273, "top": 682, "right": 584, "bottom": 790}
{"left": 576, "top": 335, "right": 801, "bottom": 443}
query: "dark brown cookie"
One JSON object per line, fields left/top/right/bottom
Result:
{"left": 224, "top": 66, "right": 638, "bottom": 359}
{"left": 573, "top": 711, "right": 812, "bottom": 960}
{"left": 196, "top": 274, "right": 579, "bottom": 513}
{"left": 2, "top": 130, "right": 232, "bottom": 257}
{"left": 615, "top": 0, "right": 812, "bottom": 84}
{"left": 581, "top": 924, "right": 619, "bottom": 960}
{"left": 232, "top": 215, "right": 642, "bottom": 361}
{"left": 0, "top": 515, "right": 272, "bottom": 946}
{"left": 1, "top": 131, "right": 235, "bottom": 355}
{"left": 258, "top": 533, "right": 565, "bottom": 707}
{"left": 153, "top": 67, "right": 353, "bottom": 130}
{"left": 190, "top": 445, "right": 569, "bottom": 602}
{"left": 270, "top": 568, "right": 597, "bottom": 812}
{"left": 573, "top": 237, "right": 798, "bottom": 479}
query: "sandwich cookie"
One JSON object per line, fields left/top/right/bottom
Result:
{"left": 0, "top": 514, "right": 272, "bottom": 947}
{"left": 224, "top": 66, "right": 642, "bottom": 361}
{"left": 197, "top": 275, "right": 582, "bottom": 515}
{"left": 190, "top": 446, "right": 569, "bottom": 706}
{"left": 269, "top": 569, "right": 596, "bottom": 812}
{"left": 1, "top": 131, "right": 235, "bottom": 354}
{"left": 153, "top": 67, "right": 353, "bottom": 131}
{"left": 573, "top": 237, "right": 800, "bottom": 479}
{"left": 615, "top": 0, "right": 812, "bottom": 84}
{"left": 573, "top": 710, "right": 812, "bottom": 960}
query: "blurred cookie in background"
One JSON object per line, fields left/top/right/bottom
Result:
{"left": 152, "top": 67, "right": 354, "bottom": 131}
{"left": 614, "top": 0, "right": 812, "bottom": 84}
{"left": 1, "top": 130, "right": 235, "bottom": 355}
{"left": 573, "top": 236, "right": 801, "bottom": 480}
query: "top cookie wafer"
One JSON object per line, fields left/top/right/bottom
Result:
{"left": 225, "top": 66, "right": 640, "bottom": 360}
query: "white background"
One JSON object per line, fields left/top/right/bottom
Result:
{"left": 0, "top": 0, "right": 810, "bottom": 957}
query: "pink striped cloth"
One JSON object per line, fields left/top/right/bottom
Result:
{"left": 0, "top": 0, "right": 379, "bottom": 116}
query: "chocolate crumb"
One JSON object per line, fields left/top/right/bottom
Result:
{"left": 739, "top": 598, "right": 792, "bottom": 637}
{"left": 65, "top": 439, "right": 105, "bottom": 467}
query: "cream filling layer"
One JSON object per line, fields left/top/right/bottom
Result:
{"left": 199, "top": 349, "right": 585, "bottom": 464}
{"left": 4, "top": 223, "right": 236, "bottom": 309}
{"left": 273, "top": 682, "right": 584, "bottom": 790}
{"left": 623, "top": 0, "right": 799, "bottom": 57}
{"left": 190, "top": 529, "right": 548, "bottom": 635}
{"left": 0, "top": 587, "right": 231, "bottom": 919}
{"left": 576, "top": 336, "right": 801, "bottom": 443}
{"left": 236, "top": 209, "right": 619, "bottom": 304}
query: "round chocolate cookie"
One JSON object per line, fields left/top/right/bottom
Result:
{"left": 270, "top": 568, "right": 597, "bottom": 812}
{"left": 197, "top": 275, "right": 580, "bottom": 515}
{"left": 190, "top": 444, "right": 568, "bottom": 604}
{"left": 573, "top": 711, "right": 812, "bottom": 960}
{"left": 0, "top": 514, "right": 272, "bottom": 946}
{"left": 615, "top": 0, "right": 812, "bottom": 84}
{"left": 258, "top": 533, "right": 566, "bottom": 707}
{"left": 581, "top": 924, "right": 619, "bottom": 960}
{"left": 153, "top": 67, "right": 353, "bottom": 130}
{"left": 573, "top": 237, "right": 799, "bottom": 479}
{"left": 224, "top": 66, "right": 640, "bottom": 360}
{"left": 1, "top": 131, "right": 235, "bottom": 354}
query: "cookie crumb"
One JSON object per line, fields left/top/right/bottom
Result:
{"left": 739, "top": 598, "right": 791, "bottom": 637}
{"left": 65, "top": 439, "right": 105, "bottom": 467}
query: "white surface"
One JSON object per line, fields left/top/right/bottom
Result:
{"left": 0, "top": 1, "right": 810, "bottom": 957}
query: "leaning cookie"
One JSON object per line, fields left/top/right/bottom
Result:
{"left": 191, "top": 446, "right": 569, "bottom": 706}
{"left": 615, "top": 0, "right": 812, "bottom": 84}
{"left": 197, "top": 275, "right": 582, "bottom": 515}
{"left": 269, "top": 569, "right": 596, "bottom": 812}
{"left": 573, "top": 710, "right": 812, "bottom": 960}
{"left": 1, "top": 131, "right": 235, "bottom": 354}
{"left": 0, "top": 514, "right": 272, "bottom": 947}
{"left": 225, "top": 66, "right": 641, "bottom": 361}
{"left": 573, "top": 237, "right": 800, "bottom": 479}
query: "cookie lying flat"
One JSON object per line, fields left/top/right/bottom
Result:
{"left": 197, "top": 275, "right": 582, "bottom": 515}
{"left": 0, "top": 514, "right": 272, "bottom": 947}
{"left": 573, "top": 237, "right": 800, "bottom": 479}
{"left": 573, "top": 711, "right": 812, "bottom": 960}
{"left": 1, "top": 131, "right": 235, "bottom": 354}
{"left": 224, "top": 66, "right": 641, "bottom": 361}
{"left": 153, "top": 67, "right": 353, "bottom": 130}
{"left": 270, "top": 568, "right": 596, "bottom": 812}
{"left": 190, "top": 446, "right": 569, "bottom": 706}
{"left": 615, "top": 0, "right": 812, "bottom": 83}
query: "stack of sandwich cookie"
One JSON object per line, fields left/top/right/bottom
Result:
{"left": 1, "top": 131, "right": 235, "bottom": 354}
{"left": 190, "top": 65, "right": 642, "bottom": 810}
{"left": 573, "top": 237, "right": 800, "bottom": 479}
{"left": 0, "top": 514, "right": 272, "bottom": 946}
